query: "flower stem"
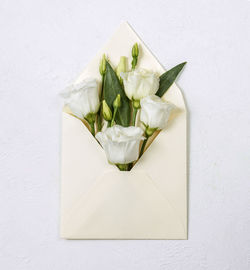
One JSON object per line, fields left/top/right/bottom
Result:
{"left": 131, "top": 58, "right": 137, "bottom": 70}
{"left": 107, "top": 121, "right": 111, "bottom": 127}
{"left": 90, "top": 121, "right": 95, "bottom": 136}
{"left": 97, "top": 75, "right": 104, "bottom": 131}
{"left": 111, "top": 107, "right": 118, "bottom": 127}
{"left": 117, "top": 164, "right": 129, "bottom": 171}
{"left": 139, "top": 126, "right": 158, "bottom": 157}
{"left": 139, "top": 136, "right": 148, "bottom": 158}
{"left": 132, "top": 107, "right": 138, "bottom": 126}
{"left": 85, "top": 113, "right": 96, "bottom": 137}
{"left": 97, "top": 113, "right": 102, "bottom": 132}
{"left": 128, "top": 163, "right": 133, "bottom": 171}
{"left": 85, "top": 114, "right": 96, "bottom": 136}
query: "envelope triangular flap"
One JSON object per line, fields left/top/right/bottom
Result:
{"left": 60, "top": 22, "right": 187, "bottom": 239}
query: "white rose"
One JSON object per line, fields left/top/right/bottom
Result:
{"left": 140, "top": 95, "right": 175, "bottom": 129}
{"left": 63, "top": 78, "right": 100, "bottom": 119}
{"left": 96, "top": 125, "right": 144, "bottom": 164}
{"left": 121, "top": 69, "right": 159, "bottom": 101}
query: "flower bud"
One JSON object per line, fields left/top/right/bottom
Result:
{"left": 132, "top": 43, "right": 139, "bottom": 58}
{"left": 99, "top": 54, "right": 106, "bottom": 76}
{"left": 132, "top": 99, "right": 140, "bottom": 109}
{"left": 102, "top": 100, "right": 112, "bottom": 121}
{"left": 113, "top": 94, "right": 121, "bottom": 109}
{"left": 116, "top": 56, "right": 127, "bottom": 81}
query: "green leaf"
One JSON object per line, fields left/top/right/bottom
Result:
{"left": 103, "top": 61, "right": 131, "bottom": 127}
{"left": 156, "top": 62, "right": 186, "bottom": 97}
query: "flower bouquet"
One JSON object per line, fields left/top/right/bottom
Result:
{"left": 60, "top": 23, "right": 187, "bottom": 239}
{"left": 63, "top": 44, "right": 185, "bottom": 171}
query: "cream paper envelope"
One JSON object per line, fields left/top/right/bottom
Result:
{"left": 60, "top": 22, "right": 187, "bottom": 239}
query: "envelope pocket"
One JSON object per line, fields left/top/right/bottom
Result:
{"left": 61, "top": 170, "right": 186, "bottom": 239}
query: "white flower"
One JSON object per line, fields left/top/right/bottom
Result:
{"left": 140, "top": 95, "right": 175, "bottom": 129}
{"left": 121, "top": 69, "right": 159, "bottom": 100}
{"left": 96, "top": 125, "right": 144, "bottom": 164}
{"left": 63, "top": 78, "right": 100, "bottom": 119}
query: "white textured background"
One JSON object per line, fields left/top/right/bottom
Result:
{"left": 0, "top": 0, "right": 250, "bottom": 269}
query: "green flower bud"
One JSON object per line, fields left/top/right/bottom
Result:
{"left": 132, "top": 43, "right": 139, "bottom": 58}
{"left": 131, "top": 43, "right": 139, "bottom": 70}
{"left": 113, "top": 94, "right": 121, "bottom": 109}
{"left": 99, "top": 54, "right": 106, "bottom": 76}
{"left": 102, "top": 100, "right": 112, "bottom": 121}
{"left": 116, "top": 56, "right": 127, "bottom": 81}
{"left": 132, "top": 99, "right": 140, "bottom": 109}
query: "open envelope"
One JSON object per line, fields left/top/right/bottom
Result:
{"left": 60, "top": 22, "right": 187, "bottom": 239}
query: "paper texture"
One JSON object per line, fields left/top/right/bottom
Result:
{"left": 60, "top": 22, "right": 187, "bottom": 239}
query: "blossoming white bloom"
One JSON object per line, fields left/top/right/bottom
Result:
{"left": 121, "top": 69, "right": 159, "bottom": 101}
{"left": 63, "top": 78, "right": 100, "bottom": 119}
{"left": 96, "top": 125, "right": 144, "bottom": 164}
{"left": 140, "top": 95, "right": 175, "bottom": 129}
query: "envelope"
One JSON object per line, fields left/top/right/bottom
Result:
{"left": 60, "top": 22, "right": 187, "bottom": 239}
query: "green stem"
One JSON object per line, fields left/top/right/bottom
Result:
{"left": 90, "top": 121, "right": 95, "bottom": 136}
{"left": 111, "top": 107, "right": 118, "bottom": 127}
{"left": 131, "top": 57, "right": 137, "bottom": 70}
{"left": 97, "top": 114, "right": 102, "bottom": 132}
{"left": 107, "top": 121, "right": 111, "bottom": 127}
{"left": 85, "top": 113, "right": 96, "bottom": 136}
{"left": 97, "top": 75, "right": 104, "bottom": 131}
{"left": 117, "top": 164, "right": 128, "bottom": 171}
{"left": 128, "top": 163, "right": 133, "bottom": 171}
{"left": 139, "top": 136, "right": 148, "bottom": 158}
{"left": 132, "top": 107, "right": 138, "bottom": 126}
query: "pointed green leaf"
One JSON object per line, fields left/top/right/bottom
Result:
{"left": 156, "top": 62, "right": 186, "bottom": 97}
{"left": 103, "top": 61, "right": 131, "bottom": 126}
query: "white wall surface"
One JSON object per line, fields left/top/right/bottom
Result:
{"left": 0, "top": 0, "right": 249, "bottom": 269}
